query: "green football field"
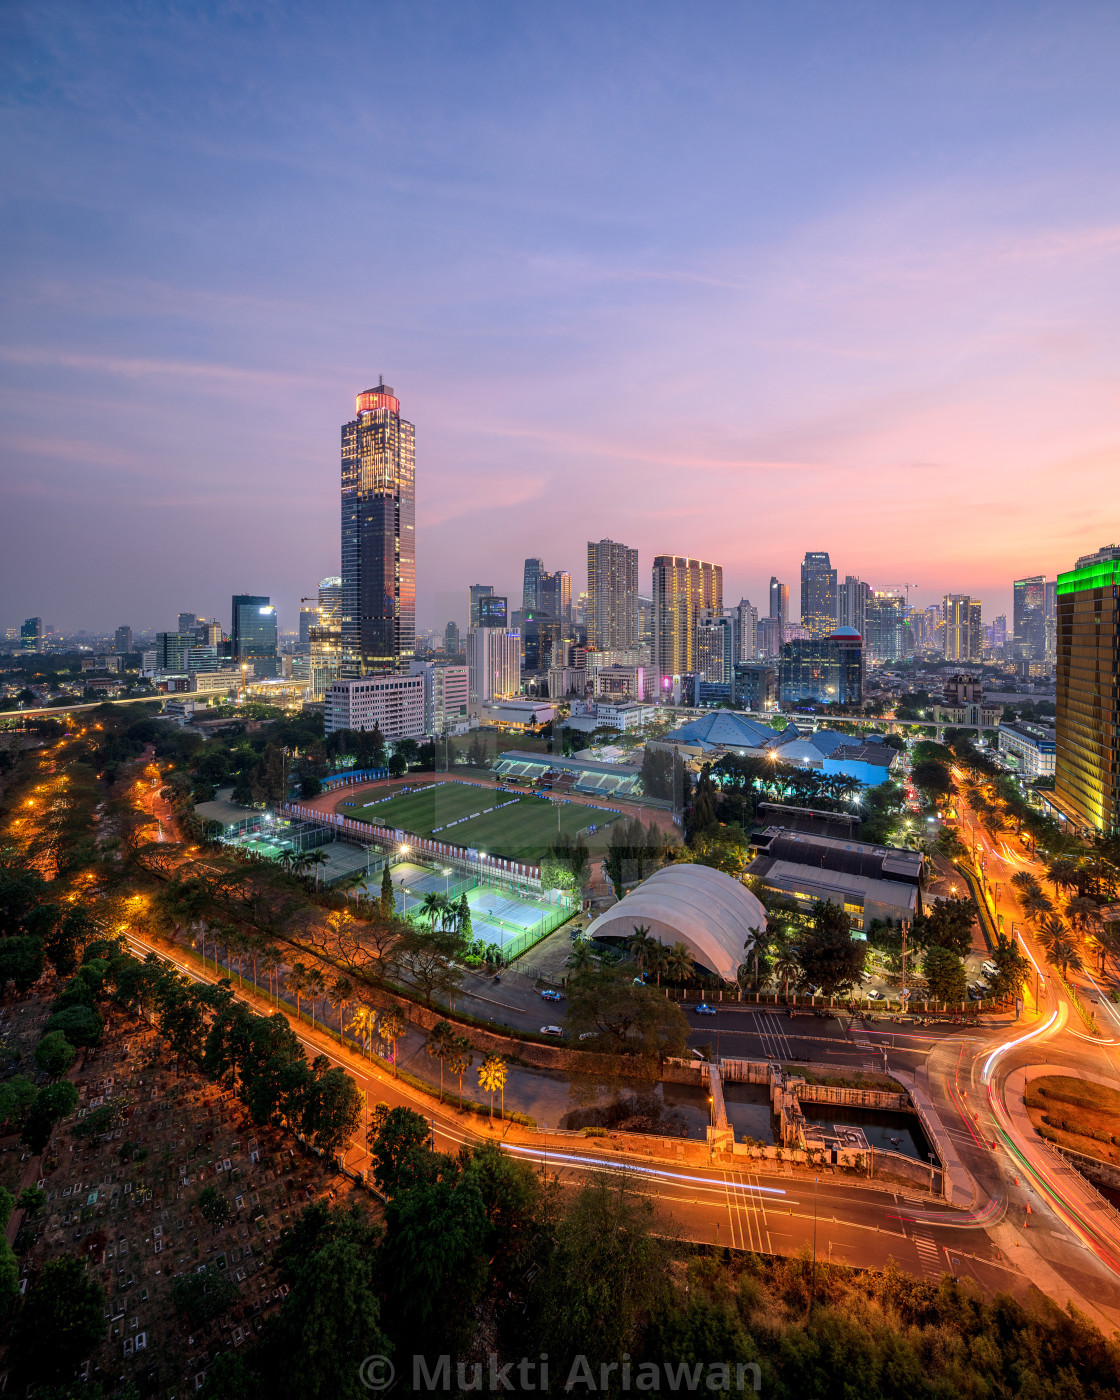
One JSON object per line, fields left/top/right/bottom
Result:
{"left": 339, "top": 782, "right": 618, "bottom": 861}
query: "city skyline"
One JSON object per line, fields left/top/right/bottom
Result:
{"left": 3, "top": 4, "right": 1120, "bottom": 631}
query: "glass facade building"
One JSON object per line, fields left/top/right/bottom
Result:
{"left": 231, "top": 595, "right": 278, "bottom": 669}
{"left": 1013, "top": 575, "right": 1047, "bottom": 660}
{"left": 800, "top": 553, "right": 838, "bottom": 638}
{"left": 651, "top": 556, "right": 723, "bottom": 680}
{"left": 1055, "top": 546, "right": 1120, "bottom": 836}
{"left": 341, "top": 382, "right": 415, "bottom": 677}
{"left": 20, "top": 617, "right": 41, "bottom": 651}
{"left": 778, "top": 628, "right": 864, "bottom": 706}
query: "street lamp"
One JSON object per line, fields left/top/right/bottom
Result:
{"left": 443, "top": 867, "right": 452, "bottom": 896}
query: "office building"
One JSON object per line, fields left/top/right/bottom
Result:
{"left": 443, "top": 620, "right": 461, "bottom": 654}
{"left": 114, "top": 625, "right": 133, "bottom": 654}
{"left": 409, "top": 659, "right": 469, "bottom": 734}
{"left": 303, "top": 576, "right": 343, "bottom": 700}
{"left": 586, "top": 539, "right": 639, "bottom": 652}
{"left": 1054, "top": 544, "right": 1120, "bottom": 835}
{"left": 1045, "top": 581, "right": 1057, "bottom": 663}
{"left": 177, "top": 612, "right": 198, "bottom": 635}
{"left": 324, "top": 674, "right": 425, "bottom": 739}
{"left": 537, "top": 570, "right": 572, "bottom": 630}
{"left": 651, "top": 556, "right": 723, "bottom": 681}
{"left": 999, "top": 720, "right": 1056, "bottom": 781}
{"left": 340, "top": 381, "right": 416, "bottom": 677}
{"left": 469, "top": 585, "right": 494, "bottom": 629}
{"left": 522, "top": 558, "right": 543, "bottom": 612}
{"left": 477, "top": 594, "right": 508, "bottom": 629}
{"left": 800, "top": 553, "right": 838, "bottom": 638}
{"left": 470, "top": 627, "right": 522, "bottom": 704}
{"left": 778, "top": 627, "right": 864, "bottom": 706}
{"left": 987, "top": 614, "right": 1008, "bottom": 651}
{"left": 155, "top": 632, "right": 195, "bottom": 672}
{"left": 197, "top": 620, "right": 223, "bottom": 648}
{"left": 20, "top": 617, "right": 41, "bottom": 652}
{"left": 942, "top": 594, "right": 982, "bottom": 662}
{"left": 733, "top": 663, "right": 777, "bottom": 710}
{"left": 594, "top": 664, "right": 653, "bottom": 702}
{"left": 231, "top": 595, "right": 278, "bottom": 675}
{"left": 837, "top": 576, "right": 869, "bottom": 638}
{"left": 863, "top": 590, "right": 906, "bottom": 662}
{"left": 298, "top": 601, "right": 317, "bottom": 651}
{"left": 696, "top": 614, "right": 735, "bottom": 684}
{"left": 1013, "top": 575, "right": 1047, "bottom": 661}
{"left": 520, "top": 610, "right": 562, "bottom": 673}
{"left": 769, "top": 577, "right": 789, "bottom": 633}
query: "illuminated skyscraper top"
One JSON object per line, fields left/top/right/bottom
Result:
{"left": 341, "top": 380, "right": 416, "bottom": 676}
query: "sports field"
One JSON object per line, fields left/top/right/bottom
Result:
{"left": 390, "top": 861, "right": 563, "bottom": 950}
{"left": 340, "top": 781, "right": 618, "bottom": 862}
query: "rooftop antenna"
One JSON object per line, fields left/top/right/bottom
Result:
{"left": 378, "top": 374, "right": 384, "bottom": 388}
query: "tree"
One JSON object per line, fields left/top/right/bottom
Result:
{"left": 0, "top": 935, "right": 45, "bottom": 997}
{"left": 380, "top": 864, "right": 395, "bottom": 916}
{"left": 457, "top": 891, "right": 472, "bottom": 938}
{"left": 172, "top": 1264, "right": 238, "bottom": 1325}
{"left": 478, "top": 1052, "right": 508, "bottom": 1119}
{"left": 1021, "top": 891, "right": 1054, "bottom": 924}
{"left": 665, "top": 940, "right": 694, "bottom": 986}
{"left": 6, "top": 1254, "right": 106, "bottom": 1388}
{"left": 34, "top": 1029, "right": 76, "bottom": 1076}
{"left": 742, "top": 924, "right": 768, "bottom": 989}
{"left": 367, "top": 1105, "right": 433, "bottom": 1195}
{"left": 288, "top": 961, "right": 310, "bottom": 1019}
{"left": 1011, "top": 871, "right": 1042, "bottom": 899}
{"left": 379, "top": 1007, "right": 406, "bottom": 1073}
{"left": 425, "top": 1019, "right": 455, "bottom": 1100}
{"left": 398, "top": 923, "right": 463, "bottom": 1006}
{"left": 922, "top": 946, "right": 967, "bottom": 1003}
{"left": 564, "top": 965, "right": 689, "bottom": 1061}
{"left": 911, "top": 896, "right": 974, "bottom": 958}
{"left": 198, "top": 1184, "right": 232, "bottom": 1229}
{"left": 300, "top": 1058, "right": 363, "bottom": 1157}
{"left": 21, "top": 1079, "right": 79, "bottom": 1154}
{"left": 0, "top": 1075, "right": 36, "bottom": 1128}
{"left": 797, "top": 901, "right": 865, "bottom": 996}
{"left": 772, "top": 935, "right": 800, "bottom": 1001}
{"left": 911, "top": 760, "right": 952, "bottom": 799}
{"left": 328, "top": 975, "right": 354, "bottom": 1045}
{"left": 388, "top": 752, "right": 408, "bottom": 778}
{"left": 986, "top": 934, "right": 1032, "bottom": 1002}
{"left": 305, "top": 964, "right": 327, "bottom": 1028}
{"left": 446, "top": 1037, "right": 474, "bottom": 1101}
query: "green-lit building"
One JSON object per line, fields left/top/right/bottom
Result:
{"left": 1054, "top": 545, "right": 1120, "bottom": 837}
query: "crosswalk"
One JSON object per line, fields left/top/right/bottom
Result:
{"left": 911, "top": 1230, "right": 942, "bottom": 1275}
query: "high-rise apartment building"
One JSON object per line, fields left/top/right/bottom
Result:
{"left": 469, "top": 585, "right": 494, "bottom": 630}
{"left": 410, "top": 658, "right": 469, "bottom": 734}
{"left": 522, "top": 559, "right": 543, "bottom": 612}
{"left": 696, "top": 615, "right": 735, "bottom": 684}
{"left": 734, "top": 599, "right": 758, "bottom": 663}
{"left": 800, "top": 553, "right": 838, "bottom": 637}
{"left": 470, "top": 627, "right": 521, "bottom": 704}
{"left": 20, "top": 618, "right": 41, "bottom": 652}
{"left": 537, "top": 570, "right": 572, "bottom": 631}
{"left": 586, "top": 539, "right": 639, "bottom": 652}
{"left": 837, "top": 576, "right": 870, "bottom": 637}
{"left": 340, "top": 381, "right": 415, "bottom": 677}
{"left": 306, "top": 576, "right": 343, "bottom": 700}
{"left": 942, "top": 594, "right": 982, "bottom": 662}
{"left": 864, "top": 591, "right": 906, "bottom": 662}
{"left": 651, "top": 556, "right": 723, "bottom": 680}
{"left": 114, "top": 626, "right": 133, "bottom": 654}
{"left": 1013, "top": 575, "right": 1047, "bottom": 661}
{"left": 231, "top": 595, "right": 278, "bottom": 673}
{"left": 769, "top": 578, "right": 789, "bottom": 633}
{"left": 1055, "top": 544, "right": 1120, "bottom": 836}
{"left": 1044, "top": 581, "right": 1057, "bottom": 663}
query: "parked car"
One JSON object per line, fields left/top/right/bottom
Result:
{"left": 981, "top": 960, "right": 1000, "bottom": 979}
{"left": 540, "top": 1025, "right": 564, "bottom": 1037}
{"left": 578, "top": 1030, "right": 599, "bottom": 1041}
{"left": 867, "top": 988, "right": 884, "bottom": 1000}
{"left": 541, "top": 989, "right": 564, "bottom": 1002}
{"left": 860, "top": 970, "right": 873, "bottom": 983}
{"left": 694, "top": 1003, "right": 717, "bottom": 1016}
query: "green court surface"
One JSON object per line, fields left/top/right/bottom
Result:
{"left": 342, "top": 781, "right": 618, "bottom": 862}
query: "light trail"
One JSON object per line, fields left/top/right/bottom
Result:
{"left": 981, "top": 1010, "right": 1061, "bottom": 1084}
{"left": 503, "top": 1144, "right": 787, "bottom": 1195}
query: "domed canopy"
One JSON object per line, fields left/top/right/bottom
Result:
{"left": 585, "top": 864, "right": 767, "bottom": 981}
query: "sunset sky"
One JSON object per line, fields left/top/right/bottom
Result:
{"left": 2, "top": 2, "right": 1119, "bottom": 634}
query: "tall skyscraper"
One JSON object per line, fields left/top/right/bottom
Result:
{"left": 469, "top": 585, "right": 494, "bottom": 630}
{"left": 470, "top": 627, "right": 521, "bottom": 704}
{"left": 177, "top": 612, "right": 198, "bottom": 636}
{"left": 942, "top": 594, "right": 982, "bottom": 662}
{"left": 307, "top": 576, "right": 343, "bottom": 699}
{"left": 651, "top": 556, "right": 723, "bottom": 680}
{"left": 1013, "top": 575, "right": 1047, "bottom": 661}
{"left": 114, "top": 626, "right": 133, "bottom": 654}
{"left": 340, "top": 381, "right": 415, "bottom": 677}
{"left": 769, "top": 577, "right": 789, "bottom": 632}
{"left": 443, "top": 620, "right": 461, "bottom": 654}
{"left": 837, "top": 576, "right": 870, "bottom": 637}
{"left": 800, "top": 553, "right": 837, "bottom": 637}
{"left": 537, "top": 570, "right": 572, "bottom": 630}
{"left": 20, "top": 618, "right": 41, "bottom": 652}
{"left": 696, "top": 615, "right": 735, "bottom": 683}
{"left": 864, "top": 591, "right": 906, "bottom": 661}
{"left": 477, "top": 595, "right": 508, "bottom": 628}
{"left": 522, "top": 558, "right": 544, "bottom": 612}
{"left": 231, "top": 595, "right": 278, "bottom": 673}
{"left": 1055, "top": 544, "right": 1120, "bottom": 836}
{"left": 587, "top": 539, "right": 639, "bottom": 652}
{"left": 734, "top": 599, "right": 758, "bottom": 663}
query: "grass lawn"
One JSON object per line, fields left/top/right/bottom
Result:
{"left": 342, "top": 781, "right": 618, "bottom": 861}
{"left": 1026, "top": 1074, "right": 1120, "bottom": 1166}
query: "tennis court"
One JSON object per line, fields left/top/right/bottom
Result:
{"left": 345, "top": 781, "right": 616, "bottom": 862}
{"left": 390, "top": 862, "right": 568, "bottom": 952}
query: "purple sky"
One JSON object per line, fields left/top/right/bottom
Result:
{"left": 2, "top": 2, "right": 1119, "bottom": 636}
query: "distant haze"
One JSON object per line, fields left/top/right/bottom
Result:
{"left": 3, "top": 3, "right": 1119, "bottom": 635}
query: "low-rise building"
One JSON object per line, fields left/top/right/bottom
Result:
{"left": 592, "top": 699, "right": 656, "bottom": 731}
{"left": 998, "top": 719, "right": 1056, "bottom": 779}
{"left": 190, "top": 669, "right": 241, "bottom": 697}
{"left": 324, "top": 674, "right": 425, "bottom": 738}
{"left": 479, "top": 699, "right": 555, "bottom": 730}
{"left": 932, "top": 701, "right": 1003, "bottom": 729}
{"left": 747, "top": 828, "right": 925, "bottom": 933}
{"left": 594, "top": 663, "right": 654, "bottom": 701}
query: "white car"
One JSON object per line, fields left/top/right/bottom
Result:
{"left": 867, "top": 988, "right": 884, "bottom": 1000}
{"left": 578, "top": 1030, "right": 599, "bottom": 1042}
{"left": 540, "top": 1024, "right": 564, "bottom": 1037}
{"left": 981, "top": 961, "right": 1000, "bottom": 979}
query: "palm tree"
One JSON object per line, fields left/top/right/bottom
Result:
{"left": 1045, "top": 936, "right": 1082, "bottom": 981}
{"left": 742, "top": 925, "right": 768, "bottom": 990}
{"left": 287, "top": 962, "right": 309, "bottom": 1020}
{"left": 305, "top": 966, "right": 326, "bottom": 1029}
{"left": 1046, "top": 857, "right": 1082, "bottom": 895}
{"left": 1064, "top": 896, "right": 1099, "bottom": 934}
{"left": 478, "top": 1052, "right": 508, "bottom": 1120}
{"left": 1021, "top": 891, "right": 1054, "bottom": 924}
{"left": 260, "top": 944, "right": 282, "bottom": 1005}
{"left": 447, "top": 1037, "right": 474, "bottom": 1103}
{"left": 348, "top": 1004, "right": 374, "bottom": 1057}
{"left": 1011, "top": 871, "right": 1042, "bottom": 899}
{"left": 1038, "top": 913, "right": 1069, "bottom": 947}
{"left": 425, "top": 1020, "right": 455, "bottom": 1101}
{"left": 345, "top": 872, "right": 369, "bottom": 906}
{"left": 566, "top": 940, "right": 596, "bottom": 972}
{"left": 666, "top": 941, "right": 694, "bottom": 987}
{"left": 420, "top": 891, "right": 446, "bottom": 929}
{"left": 628, "top": 924, "right": 652, "bottom": 973}
{"left": 772, "top": 937, "right": 800, "bottom": 1003}
{"left": 379, "top": 1007, "right": 405, "bottom": 1075}
{"left": 306, "top": 850, "right": 330, "bottom": 888}
{"left": 328, "top": 975, "right": 354, "bottom": 1045}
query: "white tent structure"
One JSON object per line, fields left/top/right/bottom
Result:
{"left": 586, "top": 864, "right": 767, "bottom": 981}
